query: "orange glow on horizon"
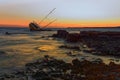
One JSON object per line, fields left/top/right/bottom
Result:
{"left": 0, "top": 0, "right": 120, "bottom": 28}
{"left": 0, "top": 19, "right": 120, "bottom": 28}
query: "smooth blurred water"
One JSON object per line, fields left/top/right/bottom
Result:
{"left": 0, "top": 27, "right": 120, "bottom": 73}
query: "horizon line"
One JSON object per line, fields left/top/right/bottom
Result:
{"left": 0, "top": 25, "right": 120, "bottom": 29}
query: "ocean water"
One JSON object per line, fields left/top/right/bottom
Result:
{"left": 0, "top": 27, "right": 120, "bottom": 73}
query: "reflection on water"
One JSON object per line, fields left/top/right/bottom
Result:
{"left": 0, "top": 29, "right": 120, "bottom": 73}
{"left": 38, "top": 45, "right": 57, "bottom": 51}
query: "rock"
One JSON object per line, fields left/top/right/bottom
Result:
{"left": 66, "top": 52, "right": 77, "bottom": 57}
{"left": 59, "top": 45, "right": 80, "bottom": 51}
{"left": 66, "top": 33, "right": 80, "bottom": 42}
{"left": 0, "top": 51, "right": 6, "bottom": 56}
{"left": 5, "top": 32, "right": 11, "bottom": 35}
{"left": 109, "top": 61, "right": 116, "bottom": 66}
{"left": 72, "top": 58, "right": 81, "bottom": 67}
{"left": 52, "top": 30, "right": 81, "bottom": 42}
{"left": 44, "top": 55, "right": 50, "bottom": 59}
{"left": 52, "top": 30, "right": 69, "bottom": 39}
{"left": 92, "top": 58, "right": 103, "bottom": 64}
{"left": 1, "top": 56, "right": 120, "bottom": 80}
{"left": 32, "top": 71, "right": 49, "bottom": 80}
{"left": 57, "top": 30, "right": 69, "bottom": 39}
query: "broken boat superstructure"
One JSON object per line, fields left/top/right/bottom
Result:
{"left": 29, "top": 8, "right": 56, "bottom": 31}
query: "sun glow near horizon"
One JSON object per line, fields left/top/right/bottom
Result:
{"left": 0, "top": 0, "right": 120, "bottom": 27}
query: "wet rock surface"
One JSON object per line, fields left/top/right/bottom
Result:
{"left": 53, "top": 30, "right": 120, "bottom": 57}
{"left": 59, "top": 45, "right": 80, "bottom": 51}
{"left": 80, "top": 31, "right": 120, "bottom": 57}
{"left": 1, "top": 55, "right": 120, "bottom": 80}
{"left": 52, "top": 30, "right": 69, "bottom": 39}
{"left": 52, "top": 30, "right": 80, "bottom": 42}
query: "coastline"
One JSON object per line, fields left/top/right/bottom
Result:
{"left": 0, "top": 28, "right": 120, "bottom": 80}
{"left": 52, "top": 30, "right": 120, "bottom": 58}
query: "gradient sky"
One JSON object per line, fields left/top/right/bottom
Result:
{"left": 0, "top": 0, "right": 120, "bottom": 27}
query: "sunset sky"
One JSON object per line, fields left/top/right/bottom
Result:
{"left": 0, "top": 0, "right": 120, "bottom": 27}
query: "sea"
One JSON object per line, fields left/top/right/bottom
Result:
{"left": 0, "top": 27, "right": 120, "bottom": 74}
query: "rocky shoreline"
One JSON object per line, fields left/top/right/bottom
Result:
{"left": 0, "top": 55, "right": 120, "bottom": 80}
{"left": 52, "top": 30, "right": 120, "bottom": 57}
{"left": 0, "top": 30, "right": 120, "bottom": 80}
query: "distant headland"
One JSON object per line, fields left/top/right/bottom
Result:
{"left": 67, "top": 26, "right": 120, "bottom": 29}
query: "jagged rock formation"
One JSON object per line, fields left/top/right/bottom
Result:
{"left": 1, "top": 55, "right": 120, "bottom": 80}
{"left": 52, "top": 30, "right": 120, "bottom": 57}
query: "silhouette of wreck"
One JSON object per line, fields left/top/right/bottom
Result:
{"left": 29, "top": 8, "right": 56, "bottom": 31}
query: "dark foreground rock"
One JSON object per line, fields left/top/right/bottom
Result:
{"left": 1, "top": 55, "right": 120, "bottom": 80}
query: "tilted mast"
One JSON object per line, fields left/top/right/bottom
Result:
{"left": 39, "top": 8, "right": 56, "bottom": 24}
{"left": 43, "top": 19, "right": 57, "bottom": 28}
